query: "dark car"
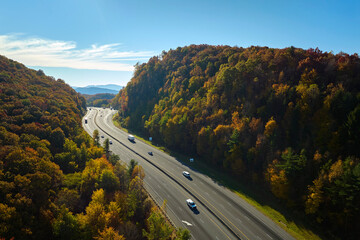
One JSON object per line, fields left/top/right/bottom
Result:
{"left": 148, "top": 151, "right": 153, "bottom": 156}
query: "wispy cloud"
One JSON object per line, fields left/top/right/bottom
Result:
{"left": 0, "top": 34, "right": 154, "bottom": 71}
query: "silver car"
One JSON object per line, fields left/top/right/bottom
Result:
{"left": 183, "top": 171, "right": 190, "bottom": 178}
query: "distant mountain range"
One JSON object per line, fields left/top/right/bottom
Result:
{"left": 73, "top": 84, "right": 123, "bottom": 95}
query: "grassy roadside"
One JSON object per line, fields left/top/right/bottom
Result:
{"left": 112, "top": 114, "right": 323, "bottom": 240}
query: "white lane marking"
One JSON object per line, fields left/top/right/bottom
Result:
{"left": 266, "top": 233, "right": 273, "bottom": 239}
{"left": 147, "top": 176, "right": 152, "bottom": 180}
{"left": 157, "top": 184, "right": 160, "bottom": 188}
{"left": 181, "top": 220, "right": 193, "bottom": 226}
{"left": 199, "top": 218, "right": 204, "bottom": 223}
{"left": 216, "top": 236, "right": 219, "bottom": 240}
{"left": 256, "top": 236, "right": 262, "bottom": 240}
{"left": 237, "top": 218, "right": 242, "bottom": 223}
{"left": 144, "top": 182, "right": 194, "bottom": 239}
{"left": 204, "top": 192, "right": 210, "bottom": 196}
{"left": 219, "top": 203, "right": 225, "bottom": 209}
{"left": 227, "top": 202, "right": 232, "bottom": 206}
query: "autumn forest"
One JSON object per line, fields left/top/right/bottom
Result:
{"left": 113, "top": 45, "right": 360, "bottom": 239}
{"left": 1, "top": 43, "right": 359, "bottom": 239}
{"left": 0, "top": 55, "right": 188, "bottom": 239}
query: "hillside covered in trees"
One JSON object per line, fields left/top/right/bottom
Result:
{"left": 0, "top": 55, "right": 188, "bottom": 240}
{"left": 113, "top": 45, "right": 360, "bottom": 239}
{"left": 83, "top": 93, "right": 115, "bottom": 107}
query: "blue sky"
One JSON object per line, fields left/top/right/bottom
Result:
{"left": 1, "top": 0, "right": 359, "bottom": 87}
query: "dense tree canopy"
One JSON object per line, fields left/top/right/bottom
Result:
{"left": 113, "top": 45, "right": 360, "bottom": 239}
{"left": 83, "top": 93, "right": 115, "bottom": 107}
{"left": 0, "top": 55, "right": 188, "bottom": 239}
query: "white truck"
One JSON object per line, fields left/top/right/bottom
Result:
{"left": 128, "top": 135, "right": 135, "bottom": 141}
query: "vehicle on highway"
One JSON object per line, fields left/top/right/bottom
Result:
{"left": 182, "top": 171, "right": 190, "bottom": 178}
{"left": 186, "top": 199, "right": 196, "bottom": 209}
{"left": 128, "top": 135, "right": 135, "bottom": 141}
{"left": 148, "top": 151, "right": 153, "bottom": 156}
{"left": 101, "top": 135, "right": 104, "bottom": 138}
{"left": 84, "top": 118, "right": 88, "bottom": 124}
{"left": 109, "top": 140, "right": 112, "bottom": 144}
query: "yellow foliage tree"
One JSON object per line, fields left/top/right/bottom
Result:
{"left": 105, "top": 202, "right": 122, "bottom": 229}
{"left": 83, "top": 190, "right": 107, "bottom": 236}
{"left": 305, "top": 175, "right": 325, "bottom": 215}
{"left": 96, "top": 227, "right": 125, "bottom": 240}
{"left": 272, "top": 83, "right": 290, "bottom": 96}
{"left": 132, "top": 165, "right": 145, "bottom": 180}
{"left": 328, "top": 159, "right": 343, "bottom": 182}
{"left": 264, "top": 117, "right": 277, "bottom": 137}
{"left": 266, "top": 160, "right": 289, "bottom": 200}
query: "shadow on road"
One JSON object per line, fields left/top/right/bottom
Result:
{"left": 186, "top": 176, "right": 193, "bottom": 181}
{"left": 192, "top": 208, "right": 200, "bottom": 215}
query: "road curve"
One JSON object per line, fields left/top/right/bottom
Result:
{"left": 83, "top": 108, "right": 295, "bottom": 240}
{"left": 84, "top": 108, "right": 238, "bottom": 240}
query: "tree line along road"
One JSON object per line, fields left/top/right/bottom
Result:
{"left": 83, "top": 107, "right": 295, "bottom": 240}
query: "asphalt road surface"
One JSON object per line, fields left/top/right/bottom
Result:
{"left": 83, "top": 108, "right": 295, "bottom": 240}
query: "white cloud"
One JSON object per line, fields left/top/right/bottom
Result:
{"left": 0, "top": 34, "right": 154, "bottom": 71}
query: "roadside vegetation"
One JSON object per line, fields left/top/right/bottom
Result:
{"left": 0, "top": 55, "right": 189, "bottom": 239}
{"left": 112, "top": 115, "right": 321, "bottom": 240}
{"left": 113, "top": 45, "right": 360, "bottom": 239}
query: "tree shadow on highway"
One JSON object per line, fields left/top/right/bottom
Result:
{"left": 118, "top": 129, "right": 324, "bottom": 239}
{"left": 164, "top": 150, "right": 325, "bottom": 239}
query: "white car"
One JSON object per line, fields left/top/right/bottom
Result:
{"left": 182, "top": 171, "right": 190, "bottom": 178}
{"left": 128, "top": 135, "right": 135, "bottom": 141}
{"left": 186, "top": 199, "right": 196, "bottom": 209}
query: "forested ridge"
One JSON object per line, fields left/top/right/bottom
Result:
{"left": 113, "top": 45, "right": 360, "bottom": 239}
{"left": 83, "top": 93, "right": 115, "bottom": 107}
{"left": 0, "top": 55, "right": 189, "bottom": 240}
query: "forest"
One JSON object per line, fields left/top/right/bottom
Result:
{"left": 113, "top": 45, "right": 360, "bottom": 239}
{"left": 0, "top": 55, "right": 189, "bottom": 240}
{"left": 83, "top": 93, "right": 115, "bottom": 107}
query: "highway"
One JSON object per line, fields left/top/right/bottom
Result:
{"left": 83, "top": 108, "right": 295, "bottom": 240}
